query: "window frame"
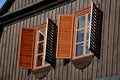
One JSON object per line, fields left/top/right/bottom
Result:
{"left": 72, "top": 7, "right": 94, "bottom": 59}
{"left": 33, "top": 24, "right": 50, "bottom": 69}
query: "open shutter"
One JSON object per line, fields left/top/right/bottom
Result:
{"left": 56, "top": 15, "right": 73, "bottom": 59}
{"left": 45, "top": 18, "right": 57, "bottom": 69}
{"left": 18, "top": 28, "right": 35, "bottom": 69}
{"left": 89, "top": 2, "right": 103, "bottom": 59}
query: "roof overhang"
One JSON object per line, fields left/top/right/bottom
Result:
{"left": 0, "top": 0, "right": 73, "bottom": 26}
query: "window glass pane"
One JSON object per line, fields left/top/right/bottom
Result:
{"left": 44, "top": 61, "right": 48, "bottom": 65}
{"left": 39, "top": 29, "right": 44, "bottom": 41}
{"left": 87, "top": 14, "right": 91, "bottom": 27}
{"left": 76, "top": 43, "right": 83, "bottom": 56}
{"left": 78, "top": 16, "right": 85, "bottom": 29}
{"left": 36, "top": 55, "right": 42, "bottom": 67}
{"left": 86, "top": 41, "right": 90, "bottom": 54}
{"left": 86, "top": 28, "right": 90, "bottom": 40}
{"left": 37, "top": 42, "right": 43, "bottom": 54}
{"left": 77, "top": 29, "right": 84, "bottom": 42}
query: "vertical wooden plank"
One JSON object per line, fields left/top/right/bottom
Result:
{"left": 10, "top": 24, "right": 18, "bottom": 80}
{"left": 71, "top": 1, "right": 76, "bottom": 14}
{"left": 92, "top": 57, "right": 97, "bottom": 79}
{"left": 112, "top": 0, "right": 120, "bottom": 75}
{"left": 82, "top": 68, "right": 88, "bottom": 80}
{"left": 101, "top": 0, "right": 110, "bottom": 77}
{"left": 80, "top": 0, "right": 84, "bottom": 10}
{"left": 76, "top": 0, "right": 80, "bottom": 12}
{"left": 0, "top": 27, "right": 7, "bottom": 80}
{"left": 87, "top": 62, "right": 93, "bottom": 80}
{"left": 96, "top": 0, "right": 103, "bottom": 78}
{"left": 117, "top": 4, "right": 120, "bottom": 75}
{"left": 67, "top": 2, "right": 72, "bottom": 14}
{"left": 78, "top": 70, "right": 83, "bottom": 80}
{"left": 40, "top": 13, "right": 45, "bottom": 24}
{"left": 5, "top": 26, "right": 14, "bottom": 80}
{"left": 54, "top": 7, "right": 59, "bottom": 80}
{"left": 107, "top": 0, "right": 116, "bottom": 76}
{"left": 83, "top": 0, "right": 88, "bottom": 9}
{"left": 36, "top": 14, "right": 41, "bottom": 26}
{"left": 8, "top": 24, "right": 15, "bottom": 80}
{"left": 2, "top": 26, "right": 10, "bottom": 80}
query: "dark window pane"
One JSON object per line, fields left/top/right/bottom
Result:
{"left": 86, "top": 28, "right": 90, "bottom": 40}
{"left": 39, "top": 29, "right": 44, "bottom": 41}
{"left": 76, "top": 43, "right": 83, "bottom": 56}
{"left": 44, "top": 61, "right": 48, "bottom": 65}
{"left": 36, "top": 55, "right": 42, "bottom": 67}
{"left": 77, "top": 29, "right": 84, "bottom": 42}
{"left": 87, "top": 14, "right": 91, "bottom": 27}
{"left": 86, "top": 41, "right": 90, "bottom": 54}
{"left": 37, "top": 42, "right": 43, "bottom": 54}
{"left": 78, "top": 16, "right": 85, "bottom": 29}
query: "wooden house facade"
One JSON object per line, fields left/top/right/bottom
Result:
{"left": 0, "top": 0, "right": 120, "bottom": 80}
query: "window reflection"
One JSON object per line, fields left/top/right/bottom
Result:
{"left": 77, "top": 29, "right": 84, "bottom": 42}
{"left": 76, "top": 43, "right": 83, "bottom": 56}
{"left": 37, "top": 42, "right": 43, "bottom": 54}
{"left": 36, "top": 55, "right": 42, "bottom": 67}
{"left": 86, "top": 41, "right": 90, "bottom": 54}
{"left": 87, "top": 14, "right": 90, "bottom": 27}
{"left": 39, "top": 29, "right": 44, "bottom": 41}
{"left": 86, "top": 28, "right": 89, "bottom": 40}
{"left": 77, "top": 16, "right": 85, "bottom": 29}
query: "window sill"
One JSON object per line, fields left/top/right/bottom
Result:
{"left": 71, "top": 53, "right": 94, "bottom": 70}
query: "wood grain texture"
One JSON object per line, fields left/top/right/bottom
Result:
{"left": 57, "top": 15, "right": 73, "bottom": 59}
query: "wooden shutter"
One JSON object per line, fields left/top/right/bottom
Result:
{"left": 45, "top": 18, "right": 57, "bottom": 69}
{"left": 56, "top": 15, "right": 73, "bottom": 59}
{"left": 18, "top": 28, "right": 35, "bottom": 69}
{"left": 89, "top": 2, "right": 103, "bottom": 59}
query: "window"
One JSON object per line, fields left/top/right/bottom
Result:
{"left": 34, "top": 25, "right": 49, "bottom": 69}
{"left": 72, "top": 8, "right": 93, "bottom": 59}
{"left": 17, "top": 18, "right": 57, "bottom": 71}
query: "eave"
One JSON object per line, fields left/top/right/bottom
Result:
{"left": 0, "top": 0, "right": 72, "bottom": 26}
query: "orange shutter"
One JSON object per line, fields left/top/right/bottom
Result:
{"left": 56, "top": 15, "right": 73, "bottom": 59}
{"left": 18, "top": 28, "right": 35, "bottom": 69}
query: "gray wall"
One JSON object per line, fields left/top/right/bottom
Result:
{"left": 0, "top": 0, "right": 120, "bottom": 80}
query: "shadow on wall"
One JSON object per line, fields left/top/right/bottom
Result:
{"left": 0, "top": 26, "right": 3, "bottom": 39}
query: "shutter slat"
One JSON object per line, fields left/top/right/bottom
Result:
{"left": 56, "top": 15, "right": 73, "bottom": 59}
{"left": 89, "top": 2, "right": 103, "bottom": 59}
{"left": 18, "top": 28, "right": 35, "bottom": 69}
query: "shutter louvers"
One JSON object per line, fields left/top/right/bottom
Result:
{"left": 57, "top": 15, "right": 73, "bottom": 59}
{"left": 18, "top": 28, "right": 35, "bottom": 69}
{"left": 89, "top": 2, "right": 103, "bottom": 59}
{"left": 45, "top": 18, "right": 57, "bottom": 69}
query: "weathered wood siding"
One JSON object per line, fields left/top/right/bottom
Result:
{"left": 0, "top": 0, "right": 120, "bottom": 80}
{"left": 8, "top": 0, "right": 41, "bottom": 12}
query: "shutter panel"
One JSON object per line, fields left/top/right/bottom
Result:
{"left": 89, "top": 2, "right": 103, "bottom": 59}
{"left": 45, "top": 18, "right": 57, "bottom": 69}
{"left": 56, "top": 15, "right": 73, "bottom": 59}
{"left": 18, "top": 28, "right": 35, "bottom": 69}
